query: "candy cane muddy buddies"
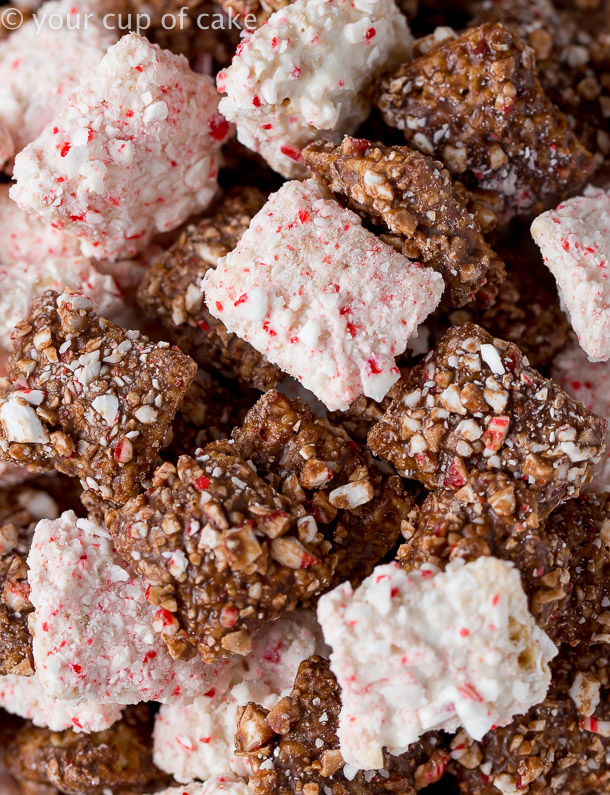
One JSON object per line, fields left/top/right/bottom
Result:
{"left": 0, "top": 0, "right": 609, "bottom": 792}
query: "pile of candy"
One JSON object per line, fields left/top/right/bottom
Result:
{"left": 0, "top": 0, "right": 609, "bottom": 792}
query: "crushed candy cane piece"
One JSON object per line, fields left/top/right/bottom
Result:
{"left": 317, "top": 557, "right": 557, "bottom": 770}
{"left": 27, "top": 511, "right": 223, "bottom": 706}
{"left": 153, "top": 610, "right": 326, "bottom": 783}
{"left": 204, "top": 179, "right": 443, "bottom": 411}
{"left": 531, "top": 186, "right": 610, "bottom": 362}
{"left": 11, "top": 32, "right": 229, "bottom": 260}
{"left": 0, "top": 672, "right": 122, "bottom": 733}
{"left": 218, "top": 0, "right": 411, "bottom": 177}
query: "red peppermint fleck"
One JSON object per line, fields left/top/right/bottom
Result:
{"left": 60, "top": 143, "right": 71, "bottom": 157}
{"left": 204, "top": 688, "right": 216, "bottom": 698}
{"left": 562, "top": 238, "right": 570, "bottom": 251}
{"left": 70, "top": 663, "right": 83, "bottom": 675}
{"left": 367, "top": 357, "right": 382, "bottom": 375}
{"left": 72, "top": 718, "right": 83, "bottom": 729}
{"left": 459, "top": 628, "right": 470, "bottom": 637}
{"left": 156, "top": 608, "right": 176, "bottom": 627}
{"left": 298, "top": 209, "right": 309, "bottom": 223}
{"left": 365, "top": 27, "right": 376, "bottom": 39}
{"left": 221, "top": 605, "right": 239, "bottom": 628}
{"left": 234, "top": 293, "right": 248, "bottom": 306}
{"left": 194, "top": 475, "right": 210, "bottom": 490}
{"left": 197, "top": 320, "right": 210, "bottom": 331}
{"left": 252, "top": 95, "right": 262, "bottom": 107}
{"left": 42, "top": 622, "right": 49, "bottom": 632}
{"left": 280, "top": 145, "right": 302, "bottom": 162}
{"left": 215, "top": 301, "right": 224, "bottom": 312}
{"left": 209, "top": 115, "right": 230, "bottom": 141}
{"left": 144, "top": 650, "right": 157, "bottom": 662}
{"left": 458, "top": 683, "right": 483, "bottom": 702}
{"left": 271, "top": 36, "right": 279, "bottom": 48}
{"left": 262, "top": 123, "right": 273, "bottom": 130}
{"left": 292, "top": 66, "right": 301, "bottom": 78}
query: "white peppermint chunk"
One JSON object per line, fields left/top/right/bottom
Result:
{"left": 149, "top": 778, "right": 251, "bottom": 795}
{"left": 204, "top": 179, "right": 443, "bottom": 411}
{"left": 0, "top": 673, "right": 122, "bottom": 733}
{"left": 153, "top": 610, "right": 326, "bottom": 784}
{"left": 531, "top": 186, "right": 610, "bottom": 362}
{"left": 552, "top": 340, "right": 610, "bottom": 492}
{"left": 28, "top": 511, "right": 221, "bottom": 706}
{"left": 218, "top": 0, "right": 411, "bottom": 178}
{"left": 0, "top": 398, "right": 49, "bottom": 443}
{"left": 0, "top": 0, "right": 117, "bottom": 171}
{"left": 317, "top": 558, "right": 557, "bottom": 770}
{"left": 11, "top": 33, "right": 229, "bottom": 260}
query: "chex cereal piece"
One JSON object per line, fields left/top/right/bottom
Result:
{"left": 400, "top": 473, "right": 610, "bottom": 646}
{"left": 238, "top": 655, "right": 450, "bottom": 795}
{"left": 303, "top": 137, "right": 505, "bottom": 309}
{"left": 317, "top": 557, "right": 556, "bottom": 770}
{"left": 153, "top": 610, "right": 326, "bottom": 783}
{"left": 552, "top": 340, "right": 610, "bottom": 491}
{"left": 10, "top": 32, "right": 229, "bottom": 261}
{"left": 0, "top": 0, "right": 117, "bottom": 172}
{"left": 204, "top": 179, "right": 444, "bottom": 411}
{"left": 151, "top": 778, "right": 251, "bottom": 795}
{"left": 367, "top": 323, "right": 607, "bottom": 514}
{"left": 451, "top": 644, "right": 610, "bottom": 795}
{"left": 217, "top": 0, "right": 412, "bottom": 178}
{"left": 0, "top": 187, "right": 124, "bottom": 371}
{"left": 470, "top": 0, "right": 610, "bottom": 164}
{"left": 2, "top": 705, "right": 170, "bottom": 795}
{"left": 137, "top": 186, "right": 282, "bottom": 392}
{"left": 0, "top": 673, "right": 122, "bottom": 733}
{"left": 232, "top": 390, "right": 417, "bottom": 588}
{"left": 28, "top": 510, "right": 223, "bottom": 705}
{"left": 0, "top": 481, "right": 62, "bottom": 676}
{"left": 531, "top": 186, "right": 610, "bottom": 362}
{"left": 106, "top": 440, "right": 331, "bottom": 663}
{"left": 0, "top": 290, "right": 197, "bottom": 503}
{"left": 376, "top": 23, "right": 596, "bottom": 219}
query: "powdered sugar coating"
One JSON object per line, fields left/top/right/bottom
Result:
{"left": 0, "top": 673, "right": 122, "bottom": 733}
{"left": 150, "top": 777, "right": 251, "bottom": 795}
{"left": 552, "top": 340, "right": 610, "bottom": 492}
{"left": 0, "top": 0, "right": 117, "bottom": 171}
{"left": 531, "top": 186, "right": 610, "bottom": 362}
{"left": 204, "top": 179, "right": 443, "bottom": 411}
{"left": 217, "top": 0, "right": 411, "bottom": 178}
{"left": 11, "top": 32, "right": 229, "bottom": 260}
{"left": 317, "top": 558, "right": 557, "bottom": 770}
{"left": 27, "top": 511, "right": 222, "bottom": 706}
{"left": 153, "top": 610, "right": 327, "bottom": 783}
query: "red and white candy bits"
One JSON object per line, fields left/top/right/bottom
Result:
{"left": 552, "top": 340, "right": 610, "bottom": 493}
{"left": 153, "top": 610, "right": 326, "bottom": 784}
{"left": 531, "top": 186, "right": 610, "bottom": 362}
{"left": 217, "top": 0, "right": 412, "bottom": 178}
{"left": 27, "top": 511, "right": 223, "bottom": 706}
{"left": 10, "top": 32, "right": 230, "bottom": 260}
{"left": 149, "top": 778, "right": 251, "bottom": 795}
{"left": 317, "top": 557, "right": 557, "bottom": 770}
{"left": 0, "top": 0, "right": 118, "bottom": 172}
{"left": 204, "top": 179, "right": 443, "bottom": 411}
{"left": 0, "top": 673, "right": 122, "bottom": 733}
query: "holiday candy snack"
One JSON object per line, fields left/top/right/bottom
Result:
{"left": 2, "top": 706, "right": 169, "bottom": 795}
{"left": 303, "top": 137, "right": 505, "bottom": 309}
{"left": 0, "top": 186, "right": 125, "bottom": 370}
{"left": 153, "top": 610, "right": 325, "bottom": 783}
{"left": 231, "top": 389, "right": 417, "bottom": 588}
{"left": 204, "top": 179, "right": 444, "bottom": 411}
{"left": 217, "top": 0, "right": 412, "bottom": 178}
{"left": 0, "top": 290, "right": 197, "bottom": 503}
{"left": 238, "top": 655, "right": 450, "bottom": 795}
{"left": 0, "top": 0, "right": 117, "bottom": 172}
{"left": 137, "top": 186, "right": 282, "bottom": 391}
{"left": 10, "top": 32, "right": 230, "bottom": 261}
{"left": 451, "top": 643, "right": 610, "bottom": 795}
{"left": 552, "top": 340, "right": 610, "bottom": 491}
{"left": 377, "top": 23, "right": 596, "bottom": 219}
{"left": 531, "top": 186, "right": 610, "bottom": 362}
{"left": 317, "top": 557, "right": 557, "bottom": 771}
{"left": 106, "top": 440, "right": 330, "bottom": 663}
{"left": 367, "top": 323, "right": 607, "bottom": 513}
{"left": 0, "top": 674, "right": 122, "bottom": 733}
{"left": 28, "top": 510, "right": 224, "bottom": 706}
{"left": 400, "top": 474, "right": 610, "bottom": 646}
{"left": 152, "top": 779, "right": 252, "bottom": 795}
